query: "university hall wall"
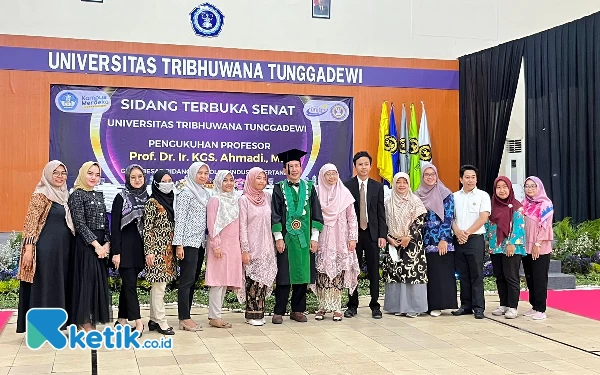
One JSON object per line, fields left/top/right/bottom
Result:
{"left": 0, "top": 35, "right": 458, "bottom": 231}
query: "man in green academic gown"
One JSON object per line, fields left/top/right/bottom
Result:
{"left": 271, "top": 148, "right": 324, "bottom": 324}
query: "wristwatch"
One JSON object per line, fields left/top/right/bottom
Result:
{"left": 534, "top": 242, "right": 541, "bottom": 247}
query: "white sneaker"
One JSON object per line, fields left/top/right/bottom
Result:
{"left": 406, "top": 312, "right": 418, "bottom": 318}
{"left": 247, "top": 319, "right": 264, "bottom": 326}
{"left": 492, "top": 306, "right": 508, "bottom": 316}
{"left": 532, "top": 312, "right": 547, "bottom": 320}
{"left": 394, "top": 312, "right": 402, "bottom": 316}
{"left": 430, "top": 310, "right": 442, "bottom": 317}
{"left": 504, "top": 308, "right": 518, "bottom": 319}
{"left": 523, "top": 309, "right": 537, "bottom": 317}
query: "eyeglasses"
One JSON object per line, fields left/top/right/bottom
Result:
{"left": 524, "top": 184, "right": 537, "bottom": 189}
{"left": 423, "top": 173, "right": 436, "bottom": 178}
{"left": 52, "top": 172, "right": 68, "bottom": 177}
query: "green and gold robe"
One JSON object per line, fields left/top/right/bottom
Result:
{"left": 271, "top": 179, "right": 324, "bottom": 285}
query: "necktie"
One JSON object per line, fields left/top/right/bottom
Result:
{"left": 359, "top": 182, "right": 367, "bottom": 230}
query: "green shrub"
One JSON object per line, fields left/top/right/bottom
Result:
{"left": 0, "top": 279, "right": 19, "bottom": 293}
{"left": 0, "top": 232, "right": 21, "bottom": 280}
{"left": 553, "top": 218, "right": 600, "bottom": 260}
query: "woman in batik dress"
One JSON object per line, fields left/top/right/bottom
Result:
{"left": 383, "top": 172, "right": 428, "bottom": 318}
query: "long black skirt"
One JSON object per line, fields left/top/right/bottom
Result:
{"left": 17, "top": 203, "right": 72, "bottom": 333}
{"left": 69, "top": 230, "right": 111, "bottom": 326}
{"left": 426, "top": 251, "right": 458, "bottom": 311}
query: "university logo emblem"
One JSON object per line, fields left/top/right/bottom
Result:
{"left": 399, "top": 138, "right": 407, "bottom": 154}
{"left": 409, "top": 138, "right": 419, "bottom": 154}
{"left": 384, "top": 135, "right": 398, "bottom": 153}
{"left": 419, "top": 144, "right": 432, "bottom": 161}
{"left": 190, "top": 3, "right": 225, "bottom": 37}
{"left": 330, "top": 103, "right": 347, "bottom": 120}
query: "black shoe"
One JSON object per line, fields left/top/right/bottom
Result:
{"left": 451, "top": 308, "right": 473, "bottom": 316}
{"left": 156, "top": 326, "right": 175, "bottom": 335}
{"left": 344, "top": 309, "right": 355, "bottom": 318}
{"left": 148, "top": 320, "right": 158, "bottom": 331}
{"left": 372, "top": 309, "right": 383, "bottom": 319}
{"left": 474, "top": 311, "right": 485, "bottom": 319}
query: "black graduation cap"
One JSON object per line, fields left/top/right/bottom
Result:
{"left": 276, "top": 148, "right": 307, "bottom": 167}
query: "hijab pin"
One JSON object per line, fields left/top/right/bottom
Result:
{"left": 508, "top": 204, "right": 513, "bottom": 208}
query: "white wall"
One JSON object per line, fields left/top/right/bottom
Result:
{"left": 1, "top": 0, "right": 597, "bottom": 60}
{"left": 0, "top": 0, "right": 598, "bottom": 182}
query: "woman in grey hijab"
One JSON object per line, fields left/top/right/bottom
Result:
{"left": 172, "top": 161, "right": 211, "bottom": 331}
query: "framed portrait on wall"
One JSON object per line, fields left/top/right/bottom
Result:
{"left": 312, "top": 0, "right": 330, "bottom": 19}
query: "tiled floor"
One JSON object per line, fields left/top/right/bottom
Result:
{"left": 2, "top": 294, "right": 600, "bottom": 374}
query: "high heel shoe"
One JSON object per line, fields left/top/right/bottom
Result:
{"left": 179, "top": 321, "right": 202, "bottom": 332}
{"left": 156, "top": 325, "right": 175, "bottom": 335}
{"left": 148, "top": 320, "right": 158, "bottom": 331}
{"left": 135, "top": 324, "right": 145, "bottom": 338}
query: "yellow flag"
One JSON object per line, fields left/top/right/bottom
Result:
{"left": 377, "top": 102, "right": 393, "bottom": 184}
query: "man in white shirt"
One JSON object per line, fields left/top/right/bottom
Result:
{"left": 451, "top": 165, "right": 491, "bottom": 319}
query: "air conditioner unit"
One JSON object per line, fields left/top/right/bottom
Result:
{"left": 505, "top": 138, "right": 525, "bottom": 201}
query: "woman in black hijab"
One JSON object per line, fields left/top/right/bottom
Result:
{"left": 111, "top": 164, "right": 148, "bottom": 335}
{"left": 143, "top": 170, "right": 177, "bottom": 335}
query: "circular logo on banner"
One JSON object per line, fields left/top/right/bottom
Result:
{"left": 409, "top": 138, "right": 419, "bottom": 154}
{"left": 57, "top": 92, "right": 78, "bottom": 111}
{"left": 291, "top": 219, "right": 302, "bottom": 230}
{"left": 384, "top": 135, "right": 398, "bottom": 153}
{"left": 330, "top": 103, "right": 347, "bottom": 120}
{"left": 190, "top": 3, "right": 225, "bottom": 37}
{"left": 419, "top": 145, "right": 432, "bottom": 161}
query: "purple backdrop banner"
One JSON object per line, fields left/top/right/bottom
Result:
{"left": 50, "top": 85, "right": 354, "bottom": 185}
{"left": 0, "top": 46, "right": 458, "bottom": 90}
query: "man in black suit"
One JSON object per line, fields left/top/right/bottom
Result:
{"left": 343, "top": 151, "right": 387, "bottom": 319}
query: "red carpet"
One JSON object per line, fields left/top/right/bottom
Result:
{"left": 520, "top": 289, "right": 600, "bottom": 321}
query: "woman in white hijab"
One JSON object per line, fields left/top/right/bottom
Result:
{"left": 313, "top": 164, "right": 360, "bottom": 322}
{"left": 383, "top": 172, "right": 428, "bottom": 318}
{"left": 205, "top": 170, "right": 244, "bottom": 328}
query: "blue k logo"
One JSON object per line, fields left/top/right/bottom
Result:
{"left": 26, "top": 308, "right": 68, "bottom": 350}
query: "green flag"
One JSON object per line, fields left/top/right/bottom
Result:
{"left": 409, "top": 104, "right": 421, "bottom": 191}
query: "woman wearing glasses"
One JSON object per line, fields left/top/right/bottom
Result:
{"left": 521, "top": 177, "right": 554, "bottom": 320}
{"left": 16, "top": 161, "right": 75, "bottom": 333}
{"left": 416, "top": 164, "right": 457, "bottom": 317}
